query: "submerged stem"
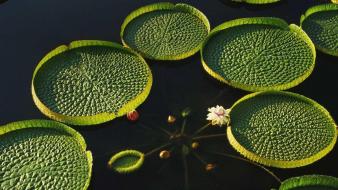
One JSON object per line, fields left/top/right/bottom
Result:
{"left": 180, "top": 118, "right": 187, "bottom": 134}
{"left": 192, "top": 133, "right": 226, "bottom": 140}
{"left": 209, "top": 151, "right": 282, "bottom": 184}
{"left": 182, "top": 149, "right": 190, "bottom": 190}
{"left": 145, "top": 142, "right": 171, "bottom": 157}
{"left": 191, "top": 150, "right": 208, "bottom": 165}
{"left": 139, "top": 122, "right": 172, "bottom": 137}
{"left": 193, "top": 122, "right": 211, "bottom": 135}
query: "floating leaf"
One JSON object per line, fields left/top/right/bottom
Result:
{"left": 231, "top": 0, "right": 281, "bottom": 4}
{"left": 227, "top": 91, "right": 337, "bottom": 168}
{"left": 108, "top": 150, "right": 144, "bottom": 174}
{"left": 279, "top": 175, "right": 338, "bottom": 190}
{"left": 121, "top": 2, "right": 210, "bottom": 60}
{"left": 32, "top": 40, "right": 152, "bottom": 125}
{"left": 301, "top": 3, "right": 338, "bottom": 56}
{"left": 201, "top": 17, "right": 315, "bottom": 92}
{"left": 0, "top": 120, "right": 92, "bottom": 190}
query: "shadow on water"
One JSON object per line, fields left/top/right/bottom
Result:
{"left": 0, "top": 0, "right": 8, "bottom": 5}
{"left": 217, "top": 0, "right": 287, "bottom": 11}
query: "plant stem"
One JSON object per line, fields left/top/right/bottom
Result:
{"left": 144, "top": 142, "right": 171, "bottom": 157}
{"left": 209, "top": 151, "right": 282, "bottom": 184}
{"left": 192, "top": 133, "right": 226, "bottom": 140}
{"left": 139, "top": 122, "right": 172, "bottom": 137}
{"left": 193, "top": 122, "right": 211, "bottom": 135}
{"left": 182, "top": 149, "right": 190, "bottom": 190}
{"left": 191, "top": 150, "right": 208, "bottom": 165}
{"left": 180, "top": 118, "right": 187, "bottom": 134}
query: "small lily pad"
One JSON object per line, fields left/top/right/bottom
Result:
{"left": 0, "top": 120, "right": 92, "bottom": 190}
{"left": 121, "top": 2, "right": 210, "bottom": 60}
{"left": 32, "top": 40, "right": 152, "bottom": 125}
{"left": 279, "top": 175, "right": 338, "bottom": 190}
{"left": 108, "top": 150, "right": 144, "bottom": 173}
{"left": 301, "top": 3, "right": 338, "bottom": 56}
{"left": 231, "top": 0, "right": 281, "bottom": 4}
{"left": 201, "top": 17, "right": 316, "bottom": 91}
{"left": 227, "top": 91, "right": 337, "bottom": 168}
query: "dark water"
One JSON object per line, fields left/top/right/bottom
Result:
{"left": 0, "top": 0, "right": 337, "bottom": 189}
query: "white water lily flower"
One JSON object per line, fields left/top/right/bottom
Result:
{"left": 207, "top": 105, "right": 230, "bottom": 126}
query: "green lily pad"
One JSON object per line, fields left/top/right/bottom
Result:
{"left": 121, "top": 2, "right": 210, "bottom": 60}
{"left": 227, "top": 91, "right": 337, "bottom": 168}
{"left": 108, "top": 150, "right": 144, "bottom": 174}
{"left": 201, "top": 17, "right": 316, "bottom": 92}
{"left": 231, "top": 0, "right": 281, "bottom": 4}
{"left": 32, "top": 40, "right": 152, "bottom": 125}
{"left": 279, "top": 175, "right": 338, "bottom": 190}
{"left": 0, "top": 120, "right": 92, "bottom": 190}
{"left": 301, "top": 3, "right": 338, "bottom": 56}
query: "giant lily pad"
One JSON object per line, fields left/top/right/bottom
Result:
{"left": 201, "top": 17, "right": 316, "bottom": 91}
{"left": 279, "top": 175, "right": 338, "bottom": 190}
{"left": 227, "top": 91, "right": 337, "bottom": 168}
{"left": 121, "top": 2, "right": 210, "bottom": 60}
{"left": 0, "top": 120, "right": 92, "bottom": 190}
{"left": 301, "top": 3, "right": 338, "bottom": 56}
{"left": 32, "top": 40, "right": 152, "bottom": 125}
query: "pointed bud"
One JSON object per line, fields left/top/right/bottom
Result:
{"left": 191, "top": 142, "right": 199, "bottom": 149}
{"left": 127, "top": 110, "right": 139, "bottom": 121}
{"left": 167, "top": 115, "right": 176, "bottom": 124}
{"left": 181, "top": 107, "right": 192, "bottom": 118}
{"left": 205, "top": 163, "right": 216, "bottom": 171}
{"left": 159, "top": 150, "right": 171, "bottom": 159}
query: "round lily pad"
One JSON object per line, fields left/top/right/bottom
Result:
{"left": 121, "top": 2, "right": 210, "bottom": 60}
{"left": 279, "top": 175, "right": 338, "bottom": 190}
{"left": 0, "top": 120, "right": 92, "bottom": 190}
{"left": 108, "top": 150, "right": 144, "bottom": 174}
{"left": 231, "top": 0, "right": 280, "bottom": 4}
{"left": 227, "top": 91, "right": 337, "bottom": 168}
{"left": 301, "top": 3, "right": 338, "bottom": 56}
{"left": 32, "top": 40, "right": 152, "bottom": 125}
{"left": 201, "top": 17, "right": 316, "bottom": 92}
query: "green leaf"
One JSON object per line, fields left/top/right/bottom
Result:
{"left": 0, "top": 120, "right": 92, "bottom": 190}
{"left": 279, "top": 175, "right": 338, "bottom": 190}
{"left": 227, "top": 91, "right": 337, "bottom": 168}
{"left": 201, "top": 17, "right": 316, "bottom": 92}
{"left": 301, "top": 3, "right": 338, "bottom": 57}
{"left": 32, "top": 40, "right": 152, "bottom": 125}
{"left": 108, "top": 150, "right": 145, "bottom": 174}
{"left": 121, "top": 2, "right": 210, "bottom": 60}
{"left": 231, "top": 0, "right": 281, "bottom": 4}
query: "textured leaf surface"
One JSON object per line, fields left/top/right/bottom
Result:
{"left": 279, "top": 175, "right": 338, "bottom": 190}
{"left": 201, "top": 17, "right": 315, "bottom": 91}
{"left": 32, "top": 40, "right": 152, "bottom": 125}
{"left": 301, "top": 4, "right": 338, "bottom": 56}
{"left": 108, "top": 150, "right": 144, "bottom": 173}
{"left": 0, "top": 120, "right": 92, "bottom": 190}
{"left": 227, "top": 91, "right": 336, "bottom": 168}
{"left": 121, "top": 3, "right": 210, "bottom": 60}
{"left": 231, "top": 0, "right": 280, "bottom": 4}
